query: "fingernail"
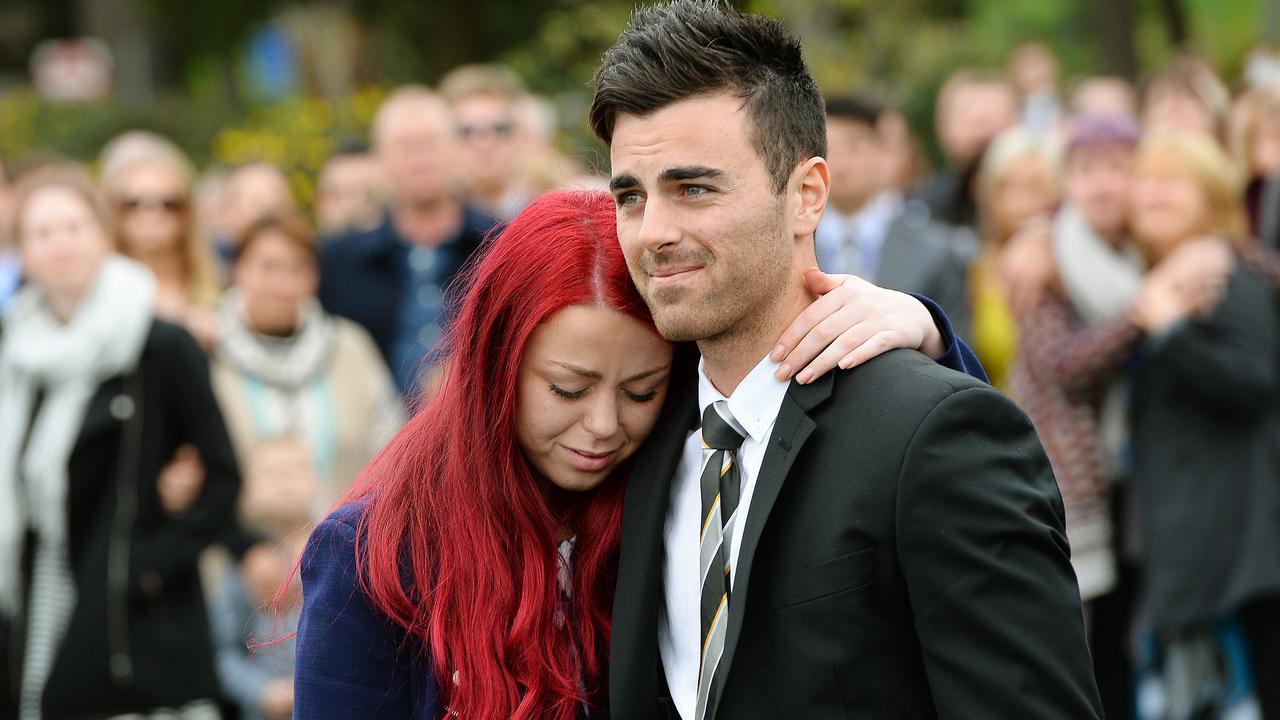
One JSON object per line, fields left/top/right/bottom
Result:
{"left": 776, "top": 363, "right": 792, "bottom": 379}
{"left": 771, "top": 344, "right": 785, "bottom": 361}
{"left": 796, "top": 370, "right": 812, "bottom": 384}
{"left": 838, "top": 359, "right": 852, "bottom": 370}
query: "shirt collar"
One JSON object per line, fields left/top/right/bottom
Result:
{"left": 696, "top": 353, "right": 790, "bottom": 443}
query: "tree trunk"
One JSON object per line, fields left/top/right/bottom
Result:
{"left": 1157, "top": 0, "right": 1190, "bottom": 49}
{"left": 1086, "top": 0, "right": 1138, "bottom": 80}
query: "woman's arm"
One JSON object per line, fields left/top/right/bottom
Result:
{"left": 295, "top": 509, "right": 438, "bottom": 719}
{"left": 771, "top": 269, "right": 988, "bottom": 384}
{"left": 128, "top": 323, "right": 240, "bottom": 593}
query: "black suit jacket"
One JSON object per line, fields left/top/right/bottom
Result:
{"left": 610, "top": 349, "right": 1102, "bottom": 719}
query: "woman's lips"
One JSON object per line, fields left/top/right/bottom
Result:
{"left": 562, "top": 445, "right": 621, "bottom": 472}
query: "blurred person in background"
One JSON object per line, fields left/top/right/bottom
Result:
{"left": 97, "top": 131, "right": 189, "bottom": 198}
{"left": 913, "top": 69, "right": 1019, "bottom": 229}
{"left": 817, "top": 95, "right": 976, "bottom": 337}
{"left": 318, "top": 86, "right": 498, "bottom": 399}
{"left": 0, "top": 166, "right": 238, "bottom": 720}
{"left": 441, "top": 64, "right": 534, "bottom": 221}
{"left": 1126, "top": 132, "right": 1280, "bottom": 720}
{"left": 970, "top": 127, "right": 1062, "bottom": 388}
{"left": 313, "top": 146, "right": 387, "bottom": 236}
{"left": 1069, "top": 76, "right": 1140, "bottom": 121}
{"left": 1009, "top": 41, "right": 1064, "bottom": 131}
{"left": 106, "top": 151, "right": 223, "bottom": 349}
{"left": 0, "top": 158, "right": 18, "bottom": 317}
{"left": 210, "top": 437, "right": 316, "bottom": 720}
{"left": 876, "top": 106, "right": 930, "bottom": 194}
{"left": 1006, "top": 114, "right": 1145, "bottom": 719}
{"left": 1141, "top": 58, "right": 1228, "bottom": 139}
{"left": 1233, "top": 90, "right": 1280, "bottom": 247}
{"left": 213, "top": 214, "right": 403, "bottom": 508}
{"left": 213, "top": 162, "right": 299, "bottom": 269}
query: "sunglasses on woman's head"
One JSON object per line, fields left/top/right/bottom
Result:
{"left": 119, "top": 196, "right": 186, "bottom": 214}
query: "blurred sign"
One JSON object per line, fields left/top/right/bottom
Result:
{"left": 31, "top": 38, "right": 114, "bottom": 103}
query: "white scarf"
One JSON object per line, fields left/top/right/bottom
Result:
{"left": 217, "top": 289, "right": 335, "bottom": 390}
{"left": 1051, "top": 204, "right": 1147, "bottom": 478}
{"left": 0, "top": 255, "right": 156, "bottom": 619}
{"left": 1052, "top": 204, "right": 1145, "bottom": 324}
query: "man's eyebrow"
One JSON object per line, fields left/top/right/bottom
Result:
{"left": 609, "top": 174, "right": 640, "bottom": 192}
{"left": 659, "top": 166, "right": 725, "bottom": 183}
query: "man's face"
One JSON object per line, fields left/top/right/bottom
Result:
{"left": 1064, "top": 144, "right": 1134, "bottom": 239}
{"left": 938, "top": 83, "right": 1018, "bottom": 166}
{"left": 376, "top": 101, "right": 457, "bottom": 205}
{"left": 609, "top": 93, "right": 794, "bottom": 343}
{"left": 825, "top": 117, "right": 885, "bottom": 212}
{"left": 454, "top": 93, "right": 519, "bottom": 192}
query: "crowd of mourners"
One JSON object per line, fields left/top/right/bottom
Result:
{"left": 0, "top": 38, "right": 1279, "bottom": 720}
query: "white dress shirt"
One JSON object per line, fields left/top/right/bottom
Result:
{"left": 658, "top": 354, "right": 790, "bottom": 719}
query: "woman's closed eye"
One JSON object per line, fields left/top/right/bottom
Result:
{"left": 549, "top": 383, "right": 587, "bottom": 400}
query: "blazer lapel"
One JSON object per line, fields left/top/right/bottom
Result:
{"left": 610, "top": 379, "right": 697, "bottom": 716}
{"left": 711, "top": 372, "right": 834, "bottom": 714}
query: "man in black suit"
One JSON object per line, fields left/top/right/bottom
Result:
{"left": 589, "top": 3, "right": 1103, "bottom": 718}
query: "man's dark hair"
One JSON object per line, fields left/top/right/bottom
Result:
{"left": 824, "top": 95, "right": 885, "bottom": 129}
{"left": 589, "top": 0, "right": 826, "bottom": 194}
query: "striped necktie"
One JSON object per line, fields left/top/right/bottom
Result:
{"left": 696, "top": 401, "right": 746, "bottom": 720}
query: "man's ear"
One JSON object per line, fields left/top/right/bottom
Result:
{"left": 792, "top": 157, "right": 830, "bottom": 240}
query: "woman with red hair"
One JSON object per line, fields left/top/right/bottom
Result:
{"left": 292, "top": 190, "right": 983, "bottom": 719}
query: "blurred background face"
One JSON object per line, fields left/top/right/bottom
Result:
{"left": 992, "top": 154, "right": 1058, "bottom": 241}
{"left": 1011, "top": 44, "right": 1058, "bottom": 95}
{"left": 233, "top": 229, "right": 318, "bottom": 335}
{"left": 19, "top": 186, "right": 111, "bottom": 302}
{"left": 375, "top": 98, "right": 457, "bottom": 205}
{"left": 825, "top": 117, "right": 886, "bottom": 213}
{"left": 242, "top": 438, "right": 318, "bottom": 528}
{"left": 1130, "top": 158, "right": 1210, "bottom": 260}
{"left": 221, "top": 164, "right": 295, "bottom": 242}
{"left": 454, "top": 92, "right": 519, "bottom": 193}
{"left": 1143, "top": 85, "right": 1215, "bottom": 137}
{"left": 1071, "top": 77, "right": 1139, "bottom": 119}
{"left": 115, "top": 161, "right": 188, "bottom": 256}
{"left": 315, "top": 153, "right": 386, "bottom": 234}
{"left": 938, "top": 82, "right": 1018, "bottom": 166}
{"left": 1064, "top": 144, "right": 1134, "bottom": 238}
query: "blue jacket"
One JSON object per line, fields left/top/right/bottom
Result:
{"left": 293, "top": 298, "right": 984, "bottom": 718}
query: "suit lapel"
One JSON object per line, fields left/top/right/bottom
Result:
{"left": 874, "top": 218, "right": 929, "bottom": 292}
{"left": 610, "top": 377, "right": 697, "bottom": 716}
{"left": 711, "top": 372, "right": 834, "bottom": 714}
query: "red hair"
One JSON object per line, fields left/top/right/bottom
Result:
{"left": 343, "top": 190, "right": 655, "bottom": 718}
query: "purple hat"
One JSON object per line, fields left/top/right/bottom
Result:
{"left": 1067, "top": 114, "right": 1140, "bottom": 152}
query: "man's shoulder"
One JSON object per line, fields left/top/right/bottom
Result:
{"left": 826, "top": 348, "right": 992, "bottom": 420}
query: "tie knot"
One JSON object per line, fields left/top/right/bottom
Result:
{"left": 701, "top": 402, "right": 746, "bottom": 451}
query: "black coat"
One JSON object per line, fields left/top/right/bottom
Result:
{"left": 1131, "top": 267, "right": 1280, "bottom": 631}
{"left": 610, "top": 349, "right": 1102, "bottom": 719}
{"left": 1, "top": 320, "right": 240, "bottom": 719}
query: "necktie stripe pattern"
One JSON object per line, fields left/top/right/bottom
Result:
{"left": 696, "top": 402, "right": 746, "bottom": 720}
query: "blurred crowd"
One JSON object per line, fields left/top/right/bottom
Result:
{"left": 0, "top": 38, "right": 1279, "bottom": 720}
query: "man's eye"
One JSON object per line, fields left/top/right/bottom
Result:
{"left": 550, "top": 384, "right": 587, "bottom": 400}
{"left": 683, "top": 185, "right": 710, "bottom": 197}
{"left": 615, "top": 191, "right": 642, "bottom": 207}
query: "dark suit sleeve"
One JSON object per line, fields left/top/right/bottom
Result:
{"left": 895, "top": 385, "right": 1102, "bottom": 719}
{"left": 909, "top": 293, "right": 989, "bottom": 383}
{"left": 295, "top": 513, "right": 437, "bottom": 719}
{"left": 1146, "top": 269, "right": 1277, "bottom": 416}
{"left": 130, "top": 324, "right": 240, "bottom": 593}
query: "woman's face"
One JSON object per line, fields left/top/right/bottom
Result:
{"left": 20, "top": 186, "right": 111, "bottom": 302}
{"left": 233, "top": 230, "right": 318, "bottom": 335}
{"left": 116, "top": 162, "right": 189, "bottom": 256}
{"left": 992, "top": 154, "right": 1058, "bottom": 243}
{"left": 1130, "top": 159, "right": 1210, "bottom": 260}
{"left": 515, "top": 304, "right": 673, "bottom": 493}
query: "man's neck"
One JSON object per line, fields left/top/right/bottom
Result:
{"left": 393, "top": 195, "right": 463, "bottom": 247}
{"left": 698, "top": 277, "right": 810, "bottom": 397}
